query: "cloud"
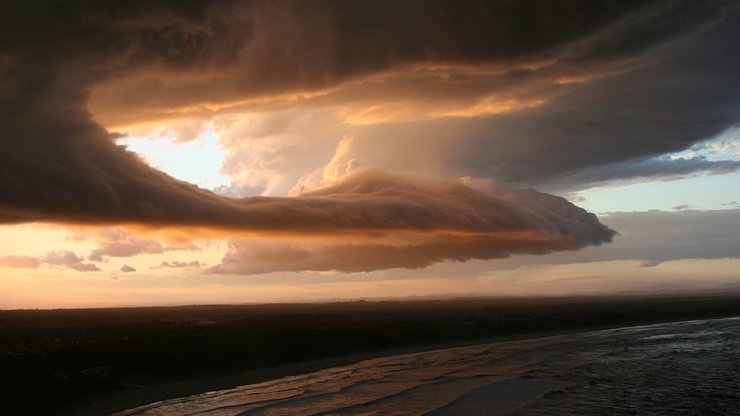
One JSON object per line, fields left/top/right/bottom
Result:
{"left": 0, "top": 255, "right": 42, "bottom": 269}
{"left": 209, "top": 170, "right": 615, "bottom": 274}
{"left": 43, "top": 251, "right": 101, "bottom": 272}
{"left": 541, "top": 156, "right": 740, "bottom": 194}
{"left": 289, "top": 136, "right": 361, "bottom": 195}
{"left": 69, "top": 263, "right": 102, "bottom": 272}
{"left": 0, "top": 0, "right": 735, "bottom": 269}
{"left": 211, "top": 235, "right": 603, "bottom": 275}
{"left": 120, "top": 265, "right": 136, "bottom": 273}
{"left": 86, "top": 229, "right": 164, "bottom": 261}
{"left": 599, "top": 209, "right": 740, "bottom": 267}
{"left": 159, "top": 260, "right": 201, "bottom": 268}
{"left": 316, "top": 5, "right": 740, "bottom": 190}
{"left": 1, "top": 159, "right": 615, "bottom": 240}
{"left": 0, "top": 251, "right": 99, "bottom": 272}
{"left": 82, "top": 0, "right": 664, "bottom": 127}
{"left": 452, "top": 208, "right": 740, "bottom": 270}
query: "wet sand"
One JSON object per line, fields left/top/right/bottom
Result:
{"left": 427, "top": 378, "right": 574, "bottom": 416}
{"left": 105, "top": 317, "right": 740, "bottom": 416}
{"left": 74, "top": 321, "right": 661, "bottom": 416}
{"left": 76, "top": 328, "right": 583, "bottom": 416}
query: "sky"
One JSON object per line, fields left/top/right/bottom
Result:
{"left": 1, "top": 0, "right": 739, "bottom": 309}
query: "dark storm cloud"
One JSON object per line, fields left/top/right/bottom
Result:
{"left": 209, "top": 170, "right": 617, "bottom": 274}
{"left": 85, "top": 0, "right": 658, "bottom": 124}
{"left": 326, "top": 2, "right": 740, "bottom": 189}
{"left": 1, "top": 164, "right": 617, "bottom": 247}
{"left": 0, "top": 0, "right": 654, "bottom": 224}
{"left": 2, "top": 0, "right": 734, "bottom": 269}
{"left": 540, "top": 157, "right": 740, "bottom": 194}
{"left": 458, "top": 6, "right": 740, "bottom": 185}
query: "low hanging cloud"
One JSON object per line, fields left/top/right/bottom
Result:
{"left": 120, "top": 265, "right": 136, "bottom": 273}
{"left": 86, "top": 229, "right": 165, "bottom": 261}
{"left": 212, "top": 235, "right": 604, "bottom": 275}
{"left": 0, "top": 251, "right": 100, "bottom": 272}
{"left": 209, "top": 170, "right": 616, "bottom": 274}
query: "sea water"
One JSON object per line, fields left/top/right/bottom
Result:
{"left": 117, "top": 317, "right": 740, "bottom": 415}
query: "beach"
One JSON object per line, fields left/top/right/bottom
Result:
{"left": 75, "top": 328, "right": 579, "bottom": 416}
{"left": 86, "top": 316, "right": 740, "bottom": 415}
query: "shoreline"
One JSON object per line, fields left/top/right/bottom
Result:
{"left": 74, "top": 315, "right": 737, "bottom": 416}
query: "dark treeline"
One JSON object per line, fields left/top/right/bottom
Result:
{"left": 2, "top": 294, "right": 740, "bottom": 415}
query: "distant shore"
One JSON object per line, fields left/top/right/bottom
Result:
{"left": 78, "top": 316, "right": 736, "bottom": 416}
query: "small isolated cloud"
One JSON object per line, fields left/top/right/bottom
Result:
{"left": 44, "top": 251, "right": 101, "bottom": 272}
{"left": 71, "top": 263, "right": 102, "bottom": 272}
{"left": 120, "top": 264, "right": 136, "bottom": 273}
{"left": 159, "top": 261, "right": 201, "bottom": 268}
{"left": 673, "top": 204, "right": 694, "bottom": 211}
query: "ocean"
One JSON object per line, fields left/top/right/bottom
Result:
{"left": 116, "top": 317, "right": 740, "bottom": 415}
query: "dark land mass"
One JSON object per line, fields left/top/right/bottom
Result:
{"left": 2, "top": 294, "right": 740, "bottom": 415}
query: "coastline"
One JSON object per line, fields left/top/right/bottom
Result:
{"left": 73, "top": 316, "right": 732, "bottom": 416}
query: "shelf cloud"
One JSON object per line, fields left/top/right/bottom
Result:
{"left": 2, "top": 0, "right": 737, "bottom": 275}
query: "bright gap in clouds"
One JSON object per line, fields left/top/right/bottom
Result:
{"left": 118, "top": 127, "right": 232, "bottom": 191}
{"left": 668, "top": 126, "right": 740, "bottom": 161}
{"left": 574, "top": 127, "right": 740, "bottom": 213}
{"left": 577, "top": 171, "right": 740, "bottom": 214}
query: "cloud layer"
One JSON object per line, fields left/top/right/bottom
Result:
{"left": 2, "top": 0, "right": 738, "bottom": 276}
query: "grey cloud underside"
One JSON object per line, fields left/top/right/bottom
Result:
{"left": 484, "top": 13, "right": 740, "bottom": 186}
{"left": 336, "top": 3, "right": 740, "bottom": 188}
{"left": 212, "top": 234, "right": 609, "bottom": 275}
{"left": 0, "top": 0, "right": 657, "bottom": 224}
{"left": 210, "top": 171, "right": 616, "bottom": 273}
{"left": 67, "top": 0, "right": 656, "bottom": 117}
{"left": 458, "top": 209, "right": 740, "bottom": 270}
{"left": 540, "top": 156, "right": 740, "bottom": 194}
